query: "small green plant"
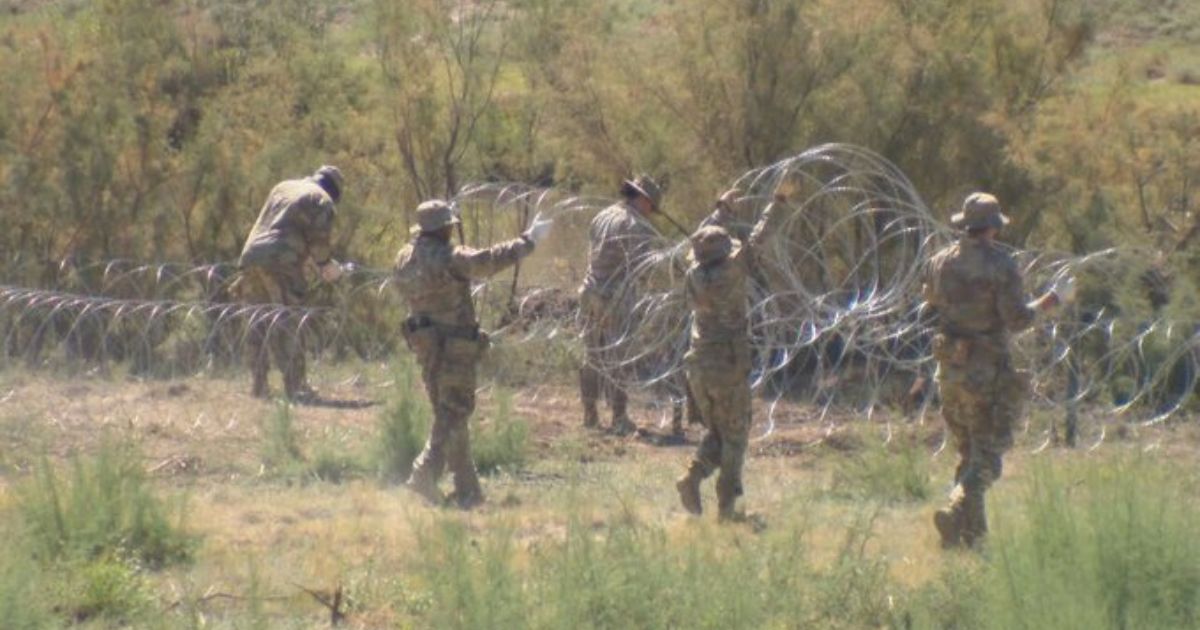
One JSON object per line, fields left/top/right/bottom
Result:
{"left": 16, "top": 441, "right": 194, "bottom": 569}
{"left": 376, "top": 359, "right": 431, "bottom": 482}
{"left": 829, "top": 437, "right": 931, "bottom": 503}
{"left": 979, "top": 455, "right": 1200, "bottom": 629}
{"left": 309, "top": 444, "right": 366, "bottom": 484}
{"left": 260, "top": 400, "right": 304, "bottom": 473}
{"left": 0, "top": 528, "right": 53, "bottom": 629}
{"left": 473, "top": 388, "right": 529, "bottom": 475}
{"left": 56, "top": 555, "right": 155, "bottom": 624}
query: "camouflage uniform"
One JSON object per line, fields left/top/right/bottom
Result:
{"left": 394, "top": 200, "right": 535, "bottom": 508}
{"left": 578, "top": 179, "right": 661, "bottom": 432}
{"left": 676, "top": 199, "right": 783, "bottom": 520}
{"left": 923, "top": 192, "right": 1036, "bottom": 547}
{"left": 233, "top": 166, "right": 340, "bottom": 399}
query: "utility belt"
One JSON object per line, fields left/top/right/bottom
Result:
{"left": 402, "top": 314, "right": 490, "bottom": 361}
{"left": 931, "top": 328, "right": 1004, "bottom": 366}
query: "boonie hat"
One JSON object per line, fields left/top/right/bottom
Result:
{"left": 313, "top": 165, "right": 344, "bottom": 197}
{"left": 623, "top": 175, "right": 663, "bottom": 211}
{"left": 414, "top": 199, "right": 461, "bottom": 233}
{"left": 950, "top": 192, "right": 1009, "bottom": 230}
{"left": 690, "top": 225, "right": 737, "bottom": 265}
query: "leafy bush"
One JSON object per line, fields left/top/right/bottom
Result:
{"left": 473, "top": 388, "right": 529, "bottom": 475}
{"left": 375, "top": 359, "right": 431, "bottom": 483}
{"left": 16, "top": 441, "right": 194, "bottom": 569}
{"left": 829, "top": 437, "right": 931, "bottom": 504}
{"left": 55, "top": 555, "right": 155, "bottom": 625}
{"left": 979, "top": 455, "right": 1200, "bottom": 629}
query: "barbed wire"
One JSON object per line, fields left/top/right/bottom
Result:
{"left": 0, "top": 144, "right": 1195, "bottom": 448}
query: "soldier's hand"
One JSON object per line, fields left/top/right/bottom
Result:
{"left": 320, "top": 259, "right": 344, "bottom": 283}
{"left": 716, "top": 188, "right": 740, "bottom": 211}
{"left": 774, "top": 175, "right": 799, "bottom": 202}
{"left": 523, "top": 211, "right": 553, "bottom": 245}
{"left": 1052, "top": 275, "right": 1077, "bottom": 304}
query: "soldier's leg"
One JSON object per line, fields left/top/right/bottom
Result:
{"left": 960, "top": 371, "right": 1024, "bottom": 546}
{"left": 609, "top": 383, "right": 635, "bottom": 435}
{"left": 407, "top": 359, "right": 450, "bottom": 504}
{"left": 677, "top": 372, "right": 719, "bottom": 515}
{"left": 716, "top": 381, "right": 752, "bottom": 521}
{"left": 275, "top": 315, "right": 309, "bottom": 400}
{"left": 236, "top": 272, "right": 274, "bottom": 398}
{"left": 246, "top": 318, "right": 271, "bottom": 398}
{"left": 935, "top": 383, "right": 983, "bottom": 548}
{"left": 442, "top": 354, "right": 483, "bottom": 509}
{"left": 579, "top": 330, "right": 603, "bottom": 427}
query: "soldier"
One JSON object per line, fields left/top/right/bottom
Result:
{"left": 233, "top": 165, "right": 345, "bottom": 401}
{"left": 676, "top": 186, "right": 787, "bottom": 521}
{"left": 578, "top": 175, "right": 663, "bottom": 435}
{"left": 923, "top": 192, "right": 1071, "bottom": 548}
{"left": 394, "top": 200, "right": 552, "bottom": 509}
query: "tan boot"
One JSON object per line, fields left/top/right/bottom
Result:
{"left": 934, "top": 485, "right": 967, "bottom": 549}
{"left": 676, "top": 471, "right": 703, "bottom": 515}
{"left": 405, "top": 469, "right": 442, "bottom": 506}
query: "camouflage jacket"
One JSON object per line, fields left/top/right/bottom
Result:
{"left": 922, "top": 237, "right": 1036, "bottom": 343}
{"left": 393, "top": 234, "right": 534, "bottom": 328}
{"left": 238, "top": 177, "right": 337, "bottom": 289}
{"left": 580, "top": 201, "right": 659, "bottom": 298}
{"left": 686, "top": 201, "right": 785, "bottom": 349}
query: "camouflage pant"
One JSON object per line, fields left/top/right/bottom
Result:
{"left": 231, "top": 266, "right": 307, "bottom": 396}
{"left": 406, "top": 326, "right": 489, "bottom": 499}
{"left": 936, "top": 345, "right": 1029, "bottom": 497}
{"left": 578, "top": 289, "right": 631, "bottom": 418}
{"left": 686, "top": 341, "right": 753, "bottom": 502}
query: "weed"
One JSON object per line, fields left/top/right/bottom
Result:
{"left": 309, "top": 444, "right": 367, "bottom": 484}
{"left": 375, "top": 359, "right": 431, "bottom": 483}
{"left": 16, "top": 441, "right": 194, "bottom": 569}
{"left": 474, "top": 388, "right": 529, "bottom": 475}
{"left": 829, "top": 437, "right": 931, "bottom": 504}
{"left": 980, "top": 455, "right": 1200, "bottom": 629}
{"left": 55, "top": 555, "right": 155, "bottom": 624}
{"left": 260, "top": 400, "right": 304, "bottom": 473}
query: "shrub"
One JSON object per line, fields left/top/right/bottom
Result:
{"left": 375, "top": 359, "right": 431, "bottom": 483}
{"left": 473, "top": 388, "right": 529, "bottom": 475}
{"left": 16, "top": 441, "right": 194, "bottom": 569}
{"left": 55, "top": 555, "right": 155, "bottom": 625}
{"left": 980, "top": 455, "right": 1200, "bottom": 629}
{"left": 828, "top": 436, "right": 931, "bottom": 504}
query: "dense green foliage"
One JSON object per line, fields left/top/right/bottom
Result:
{"left": 0, "top": 0, "right": 1196, "bottom": 279}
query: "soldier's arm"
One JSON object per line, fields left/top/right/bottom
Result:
{"left": 451, "top": 236, "right": 535, "bottom": 280}
{"left": 300, "top": 195, "right": 337, "bottom": 265}
{"left": 996, "top": 258, "right": 1037, "bottom": 332}
{"left": 737, "top": 197, "right": 788, "bottom": 262}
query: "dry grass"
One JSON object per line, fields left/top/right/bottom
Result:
{"left": 1, "top": 363, "right": 1198, "bottom": 626}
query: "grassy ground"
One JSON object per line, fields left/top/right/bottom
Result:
{"left": 2, "top": 361, "right": 1199, "bottom": 628}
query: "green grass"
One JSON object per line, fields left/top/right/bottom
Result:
{"left": 828, "top": 436, "right": 932, "bottom": 504}
{"left": 375, "top": 359, "right": 432, "bottom": 483}
{"left": 979, "top": 454, "right": 1200, "bottom": 629}
{"left": 473, "top": 387, "right": 530, "bottom": 475}
{"left": 15, "top": 441, "right": 195, "bottom": 570}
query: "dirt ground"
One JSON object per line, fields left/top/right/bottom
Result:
{"left": 1, "top": 364, "right": 1198, "bottom": 626}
